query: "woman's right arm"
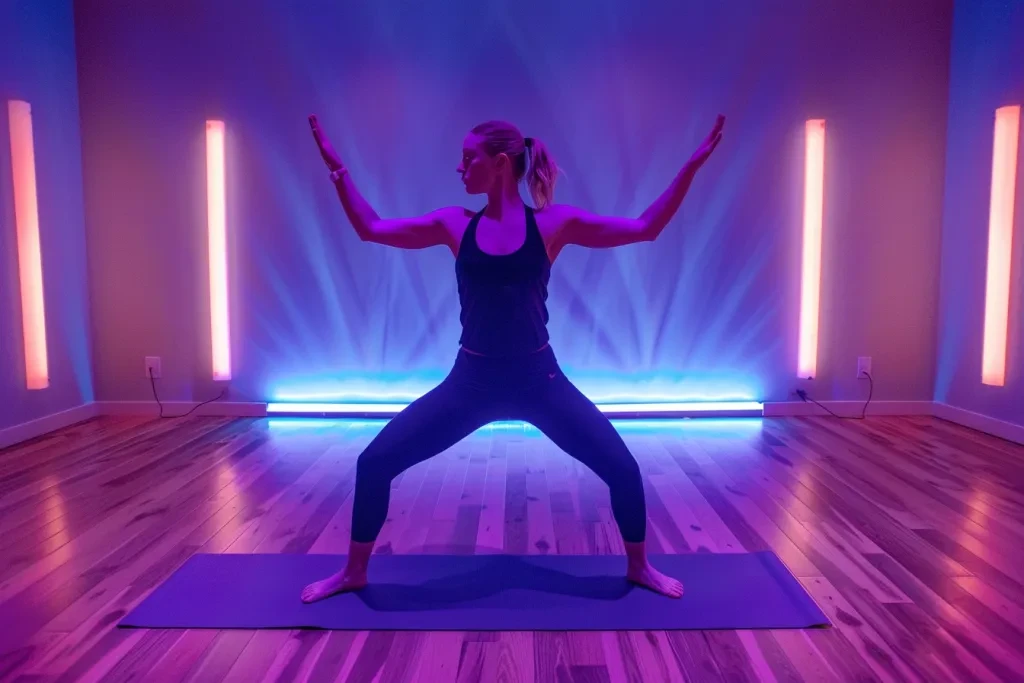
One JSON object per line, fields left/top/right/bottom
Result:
{"left": 331, "top": 171, "right": 467, "bottom": 251}
{"left": 310, "top": 115, "right": 465, "bottom": 253}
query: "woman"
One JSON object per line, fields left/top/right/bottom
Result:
{"left": 301, "top": 113, "right": 724, "bottom": 603}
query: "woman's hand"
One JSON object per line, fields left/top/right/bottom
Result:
{"left": 687, "top": 115, "right": 724, "bottom": 170}
{"left": 308, "top": 114, "right": 344, "bottom": 172}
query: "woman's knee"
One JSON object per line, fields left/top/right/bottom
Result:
{"left": 615, "top": 454, "right": 642, "bottom": 486}
{"left": 592, "top": 447, "right": 641, "bottom": 488}
{"left": 355, "top": 445, "right": 397, "bottom": 483}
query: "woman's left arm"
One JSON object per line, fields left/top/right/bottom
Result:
{"left": 552, "top": 115, "right": 724, "bottom": 249}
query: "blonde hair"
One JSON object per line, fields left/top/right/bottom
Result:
{"left": 471, "top": 120, "right": 558, "bottom": 209}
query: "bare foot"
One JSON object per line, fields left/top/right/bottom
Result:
{"left": 627, "top": 562, "right": 684, "bottom": 598}
{"left": 300, "top": 570, "right": 367, "bottom": 603}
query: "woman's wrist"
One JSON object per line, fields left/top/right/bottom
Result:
{"left": 329, "top": 166, "right": 348, "bottom": 183}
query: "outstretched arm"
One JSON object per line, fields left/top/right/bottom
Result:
{"left": 310, "top": 115, "right": 464, "bottom": 252}
{"left": 553, "top": 116, "right": 724, "bottom": 250}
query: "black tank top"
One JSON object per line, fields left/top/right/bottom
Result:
{"left": 455, "top": 205, "right": 551, "bottom": 356}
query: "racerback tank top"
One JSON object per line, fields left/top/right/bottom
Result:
{"left": 455, "top": 205, "right": 551, "bottom": 356}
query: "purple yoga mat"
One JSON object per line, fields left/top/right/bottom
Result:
{"left": 118, "top": 552, "right": 829, "bottom": 631}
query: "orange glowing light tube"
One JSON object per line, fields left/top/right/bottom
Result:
{"left": 206, "top": 120, "right": 231, "bottom": 381}
{"left": 798, "top": 119, "right": 826, "bottom": 379}
{"left": 981, "top": 106, "right": 1020, "bottom": 387}
{"left": 8, "top": 100, "right": 49, "bottom": 390}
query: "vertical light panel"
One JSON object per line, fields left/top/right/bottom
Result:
{"left": 8, "top": 100, "right": 49, "bottom": 390}
{"left": 206, "top": 120, "right": 231, "bottom": 381}
{"left": 981, "top": 106, "right": 1020, "bottom": 387}
{"left": 798, "top": 119, "right": 826, "bottom": 379}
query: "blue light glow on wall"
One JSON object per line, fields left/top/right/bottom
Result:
{"left": 222, "top": 0, "right": 788, "bottom": 408}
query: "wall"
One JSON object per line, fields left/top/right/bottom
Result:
{"left": 934, "top": 0, "right": 1024, "bottom": 428}
{"left": 0, "top": 0, "right": 93, "bottom": 432}
{"left": 75, "top": 0, "right": 951, "bottom": 408}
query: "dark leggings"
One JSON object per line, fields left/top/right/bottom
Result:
{"left": 350, "top": 346, "right": 646, "bottom": 544}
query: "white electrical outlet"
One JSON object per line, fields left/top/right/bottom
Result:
{"left": 857, "top": 356, "right": 872, "bottom": 378}
{"left": 145, "top": 356, "right": 162, "bottom": 379}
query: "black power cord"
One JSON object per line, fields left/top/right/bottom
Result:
{"left": 796, "top": 372, "right": 874, "bottom": 420}
{"left": 148, "top": 369, "right": 226, "bottom": 419}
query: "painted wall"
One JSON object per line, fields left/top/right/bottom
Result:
{"left": 935, "top": 0, "right": 1024, "bottom": 427}
{"left": 0, "top": 0, "right": 93, "bottom": 431}
{"left": 75, "top": 0, "right": 951, "bottom": 408}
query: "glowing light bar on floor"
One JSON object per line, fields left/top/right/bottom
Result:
{"left": 981, "top": 105, "right": 1020, "bottom": 387}
{"left": 597, "top": 402, "right": 762, "bottom": 414}
{"left": 798, "top": 118, "right": 826, "bottom": 380}
{"left": 265, "top": 401, "right": 764, "bottom": 418}
{"left": 267, "top": 417, "right": 766, "bottom": 435}
{"left": 206, "top": 120, "right": 231, "bottom": 381}
{"left": 8, "top": 100, "right": 49, "bottom": 390}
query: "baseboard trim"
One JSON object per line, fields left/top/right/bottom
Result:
{"left": 6, "top": 400, "right": 1021, "bottom": 449}
{"left": 0, "top": 402, "right": 100, "bottom": 450}
{"left": 96, "top": 401, "right": 267, "bottom": 417}
{"left": 763, "top": 400, "right": 935, "bottom": 417}
{"left": 932, "top": 402, "right": 1024, "bottom": 445}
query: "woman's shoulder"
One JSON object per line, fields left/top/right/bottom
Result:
{"left": 435, "top": 206, "right": 478, "bottom": 222}
{"left": 532, "top": 203, "right": 575, "bottom": 237}
{"left": 434, "top": 206, "right": 478, "bottom": 246}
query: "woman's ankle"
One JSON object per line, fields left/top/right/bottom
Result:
{"left": 623, "top": 540, "right": 649, "bottom": 570}
{"left": 346, "top": 539, "right": 375, "bottom": 575}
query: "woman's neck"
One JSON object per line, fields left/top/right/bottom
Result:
{"left": 484, "top": 181, "right": 524, "bottom": 219}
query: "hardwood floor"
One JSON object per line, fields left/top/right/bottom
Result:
{"left": 0, "top": 414, "right": 1022, "bottom": 682}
